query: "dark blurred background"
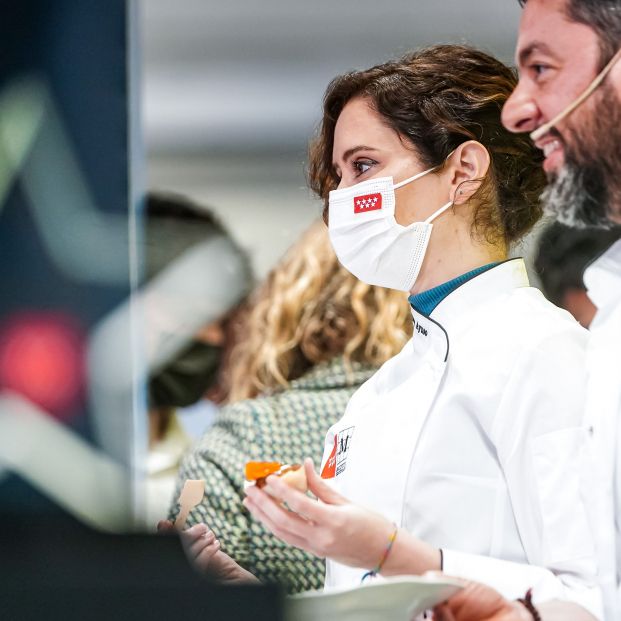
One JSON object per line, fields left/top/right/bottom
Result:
{"left": 0, "top": 0, "right": 140, "bottom": 523}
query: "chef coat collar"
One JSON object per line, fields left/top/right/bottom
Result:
{"left": 408, "top": 262, "right": 499, "bottom": 316}
{"left": 420, "top": 258, "right": 530, "bottom": 328}
{"left": 407, "top": 259, "right": 529, "bottom": 364}
{"left": 584, "top": 239, "right": 621, "bottom": 317}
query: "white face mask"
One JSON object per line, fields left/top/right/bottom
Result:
{"left": 328, "top": 166, "right": 453, "bottom": 292}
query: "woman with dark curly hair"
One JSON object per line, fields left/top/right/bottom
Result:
{"left": 244, "top": 45, "right": 599, "bottom": 615}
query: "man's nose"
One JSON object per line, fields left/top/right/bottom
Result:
{"left": 502, "top": 83, "right": 541, "bottom": 134}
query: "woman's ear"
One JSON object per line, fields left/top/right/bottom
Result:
{"left": 447, "top": 141, "right": 491, "bottom": 205}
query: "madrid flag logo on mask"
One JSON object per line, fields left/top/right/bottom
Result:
{"left": 354, "top": 193, "right": 382, "bottom": 214}
{"left": 328, "top": 163, "right": 454, "bottom": 291}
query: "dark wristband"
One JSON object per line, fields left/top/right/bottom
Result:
{"left": 517, "top": 588, "right": 541, "bottom": 621}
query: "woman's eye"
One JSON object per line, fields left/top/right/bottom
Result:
{"left": 353, "top": 159, "right": 375, "bottom": 176}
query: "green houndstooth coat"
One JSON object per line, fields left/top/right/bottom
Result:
{"left": 169, "top": 357, "right": 377, "bottom": 594}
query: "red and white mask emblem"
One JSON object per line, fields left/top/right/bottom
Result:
{"left": 353, "top": 193, "right": 382, "bottom": 214}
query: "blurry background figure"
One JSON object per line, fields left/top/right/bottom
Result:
{"left": 168, "top": 221, "right": 413, "bottom": 593}
{"left": 535, "top": 222, "right": 621, "bottom": 328}
{"left": 87, "top": 191, "right": 252, "bottom": 526}
{"left": 143, "top": 192, "right": 253, "bottom": 524}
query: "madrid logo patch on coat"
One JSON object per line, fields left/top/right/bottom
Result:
{"left": 321, "top": 426, "right": 355, "bottom": 479}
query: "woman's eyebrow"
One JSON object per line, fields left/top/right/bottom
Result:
{"left": 332, "top": 145, "right": 378, "bottom": 169}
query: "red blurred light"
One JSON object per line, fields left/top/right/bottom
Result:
{"left": 0, "top": 312, "right": 85, "bottom": 420}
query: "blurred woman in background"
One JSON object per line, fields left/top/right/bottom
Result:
{"left": 166, "top": 220, "right": 412, "bottom": 593}
{"left": 142, "top": 192, "right": 253, "bottom": 525}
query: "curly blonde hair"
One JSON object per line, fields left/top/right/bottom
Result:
{"left": 228, "top": 221, "right": 412, "bottom": 402}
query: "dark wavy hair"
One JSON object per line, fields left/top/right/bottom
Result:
{"left": 518, "top": 0, "right": 621, "bottom": 67}
{"left": 308, "top": 44, "right": 545, "bottom": 246}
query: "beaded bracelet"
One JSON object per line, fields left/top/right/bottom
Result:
{"left": 517, "top": 589, "right": 542, "bottom": 621}
{"left": 361, "top": 524, "right": 399, "bottom": 583}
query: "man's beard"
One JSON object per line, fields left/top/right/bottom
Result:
{"left": 541, "top": 84, "right": 621, "bottom": 229}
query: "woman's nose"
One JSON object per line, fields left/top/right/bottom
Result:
{"left": 335, "top": 177, "right": 352, "bottom": 191}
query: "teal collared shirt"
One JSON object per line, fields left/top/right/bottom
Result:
{"left": 408, "top": 263, "right": 499, "bottom": 316}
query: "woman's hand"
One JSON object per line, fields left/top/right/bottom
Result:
{"left": 243, "top": 458, "right": 440, "bottom": 574}
{"left": 157, "top": 520, "right": 259, "bottom": 584}
{"left": 433, "top": 581, "right": 532, "bottom": 621}
{"left": 243, "top": 458, "right": 391, "bottom": 568}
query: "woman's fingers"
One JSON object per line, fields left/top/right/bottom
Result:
{"left": 245, "top": 484, "right": 311, "bottom": 532}
{"left": 261, "top": 474, "right": 330, "bottom": 523}
{"left": 178, "top": 524, "right": 214, "bottom": 558}
{"left": 180, "top": 525, "right": 223, "bottom": 573}
{"left": 193, "top": 539, "right": 220, "bottom": 569}
{"left": 243, "top": 492, "right": 313, "bottom": 551}
{"left": 243, "top": 466, "right": 360, "bottom": 561}
{"left": 182, "top": 522, "right": 208, "bottom": 540}
{"left": 187, "top": 529, "right": 216, "bottom": 558}
{"left": 244, "top": 496, "right": 310, "bottom": 551}
{"left": 304, "top": 458, "right": 346, "bottom": 505}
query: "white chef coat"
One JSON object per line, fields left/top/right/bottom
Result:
{"left": 582, "top": 239, "right": 621, "bottom": 621}
{"left": 320, "top": 259, "right": 601, "bottom": 617}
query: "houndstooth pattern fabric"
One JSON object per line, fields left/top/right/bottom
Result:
{"left": 169, "top": 357, "right": 377, "bottom": 594}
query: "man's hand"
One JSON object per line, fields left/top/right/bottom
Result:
{"left": 433, "top": 581, "right": 532, "bottom": 621}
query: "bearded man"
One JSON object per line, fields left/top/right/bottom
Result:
{"left": 434, "top": 1, "right": 621, "bottom": 620}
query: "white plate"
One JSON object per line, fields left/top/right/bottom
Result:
{"left": 286, "top": 574, "right": 463, "bottom": 621}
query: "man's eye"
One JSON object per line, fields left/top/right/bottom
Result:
{"left": 530, "top": 63, "right": 550, "bottom": 78}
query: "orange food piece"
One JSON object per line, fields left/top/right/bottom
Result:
{"left": 245, "top": 461, "right": 282, "bottom": 481}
